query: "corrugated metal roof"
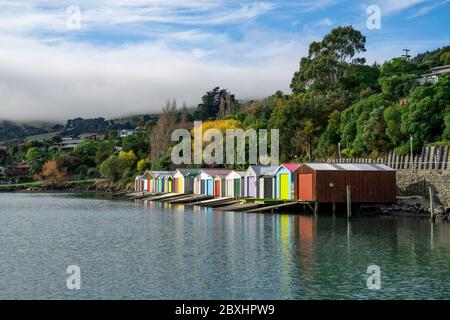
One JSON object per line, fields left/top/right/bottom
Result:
{"left": 304, "top": 163, "right": 395, "bottom": 171}
{"left": 227, "top": 170, "right": 246, "bottom": 178}
{"left": 201, "top": 169, "right": 232, "bottom": 177}
{"left": 248, "top": 165, "right": 279, "bottom": 176}
{"left": 281, "top": 163, "right": 301, "bottom": 172}
{"left": 175, "top": 168, "right": 201, "bottom": 176}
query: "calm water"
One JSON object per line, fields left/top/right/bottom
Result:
{"left": 0, "top": 192, "right": 449, "bottom": 300}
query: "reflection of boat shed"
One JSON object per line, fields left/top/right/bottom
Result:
{"left": 296, "top": 163, "right": 396, "bottom": 203}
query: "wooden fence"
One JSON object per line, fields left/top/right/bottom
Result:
{"left": 329, "top": 145, "right": 450, "bottom": 170}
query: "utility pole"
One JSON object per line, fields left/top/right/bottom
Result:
{"left": 402, "top": 49, "right": 411, "bottom": 60}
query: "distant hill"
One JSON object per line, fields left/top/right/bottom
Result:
{"left": 0, "top": 120, "right": 52, "bottom": 142}
{"left": 0, "top": 113, "right": 161, "bottom": 142}
{"left": 412, "top": 45, "right": 450, "bottom": 68}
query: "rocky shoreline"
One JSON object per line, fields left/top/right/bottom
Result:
{"left": 360, "top": 196, "right": 450, "bottom": 221}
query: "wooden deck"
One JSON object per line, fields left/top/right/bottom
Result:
{"left": 168, "top": 195, "right": 214, "bottom": 204}
{"left": 130, "top": 190, "right": 303, "bottom": 214}
{"left": 246, "top": 201, "right": 298, "bottom": 213}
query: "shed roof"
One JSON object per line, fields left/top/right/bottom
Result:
{"left": 147, "top": 171, "right": 174, "bottom": 178}
{"left": 247, "top": 165, "right": 278, "bottom": 176}
{"left": 201, "top": 169, "right": 232, "bottom": 177}
{"left": 303, "top": 163, "right": 395, "bottom": 171}
{"left": 281, "top": 163, "right": 301, "bottom": 172}
{"left": 175, "top": 168, "right": 201, "bottom": 177}
{"left": 226, "top": 170, "right": 246, "bottom": 179}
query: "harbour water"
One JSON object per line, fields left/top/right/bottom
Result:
{"left": 0, "top": 192, "right": 449, "bottom": 299}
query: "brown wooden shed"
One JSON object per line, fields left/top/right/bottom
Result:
{"left": 296, "top": 163, "right": 396, "bottom": 203}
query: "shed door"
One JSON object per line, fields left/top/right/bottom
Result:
{"left": 201, "top": 180, "right": 206, "bottom": 194}
{"left": 207, "top": 180, "right": 213, "bottom": 196}
{"left": 234, "top": 178, "right": 241, "bottom": 198}
{"left": 178, "top": 178, "right": 183, "bottom": 193}
{"left": 214, "top": 180, "right": 221, "bottom": 197}
{"left": 247, "top": 176, "right": 256, "bottom": 197}
{"left": 298, "top": 173, "right": 313, "bottom": 201}
{"left": 227, "top": 180, "right": 234, "bottom": 197}
{"left": 194, "top": 180, "right": 199, "bottom": 194}
{"left": 264, "top": 177, "right": 273, "bottom": 198}
{"left": 279, "top": 174, "right": 289, "bottom": 199}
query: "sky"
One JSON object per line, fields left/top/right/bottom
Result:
{"left": 0, "top": 0, "right": 449, "bottom": 122}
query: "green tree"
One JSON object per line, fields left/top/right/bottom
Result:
{"left": 99, "top": 152, "right": 137, "bottom": 182}
{"left": 122, "top": 132, "right": 149, "bottom": 159}
{"left": 193, "top": 87, "right": 228, "bottom": 120}
{"left": 384, "top": 103, "right": 405, "bottom": 146}
{"left": 151, "top": 154, "right": 172, "bottom": 170}
{"left": 339, "top": 93, "right": 394, "bottom": 156}
{"left": 95, "top": 141, "right": 114, "bottom": 166}
{"left": 25, "top": 147, "right": 46, "bottom": 175}
{"left": 72, "top": 141, "right": 99, "bottom": 167}
{"left": 291, "top": 26, "right": 366, "bottom": 93}
{"left": 401, "top": 77, "right": 450, "bottom": 149}
{"left": 316, "top": 110, "right": 341, "bottom": 157}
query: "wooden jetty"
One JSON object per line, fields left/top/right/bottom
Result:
{"left": 215, "top": 202, "right": 263, "bottom": 212}
{"left": 126, "top": 192, "right": 151, "bottom": 200}
{"left": 192, "top": 198, "right": 239, "bottom": 208}
{"left": 168, "top": 195, "right": 214, "bottom": 204}
{"left": 246, "top": 201, "right": 298, "bottom": 213}
{"left": 143, "top": 193, "right": 183, "bottom": 201}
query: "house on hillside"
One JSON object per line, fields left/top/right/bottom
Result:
{"left": 54, "top": 138, "right": 82, "bottom": 152}
{"left": 78, "top": 133, "right": 101, "bottom": 141}
{"left": 13, "top": 162, "right": 30, "bottom": 177}
{"left": 0, "top": 166, "right": 7, "bottom": 178}
{"left": 417, "top": 64, "right": 450, "bottom": 84}
{"left": 119, "top": 129, "right": 136, "bottom": 138}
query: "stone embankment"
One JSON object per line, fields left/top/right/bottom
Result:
{"left": 375, "top": 196, "right": 450, "bottom": 221}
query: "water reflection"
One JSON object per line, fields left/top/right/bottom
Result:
{"left": 1, "top": 193, "right": 450, "bottom": 299}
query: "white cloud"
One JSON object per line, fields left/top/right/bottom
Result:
{"left": 0, "top": 34, "right": 304, "bottom": 121}
{"left": 314, "top": 18, "right": 333, "bottom": 26}
{"left": 407, "top": 0, "right": 450, "bottom": 18}
{"left": 374, "top": 0, "right": 427, "bottom": 15}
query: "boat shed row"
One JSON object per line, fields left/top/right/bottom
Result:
{"left": 135, "top": 163, "right": 396, "bottom": 203}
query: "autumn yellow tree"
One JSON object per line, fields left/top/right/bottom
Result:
{"left": 191, "top": 119, "right": 244, "bottom": 167}
{"left": 35, "top": 160, "right": 68, "bottom": 186}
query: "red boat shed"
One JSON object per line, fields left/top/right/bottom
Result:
{"left": 297, "top": 163, "right": 396, "bottom": 203}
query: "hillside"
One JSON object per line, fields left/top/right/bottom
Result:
{"left": 0, "top": 120, "right": 51, "bottom": 142}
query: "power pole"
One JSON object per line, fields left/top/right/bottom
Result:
{"left": 402, "top": 49, "right": 411, "bottom": 60}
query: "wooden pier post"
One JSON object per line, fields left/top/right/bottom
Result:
{"left": 314, "top": 202, "right": 318, "bottom": 216}
{"left": 332, "top": 202, "right": 336, "bottom": 216}
{"left": 346, "top": 185, "right": 352, "bottom": 220}
{"left": 429, "top": 187, "right": 435, "bottom": 222}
